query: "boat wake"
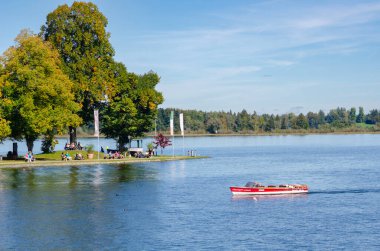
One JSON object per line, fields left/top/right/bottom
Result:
{"left": 309, "top": 188, "right": 380, "bottom": 195}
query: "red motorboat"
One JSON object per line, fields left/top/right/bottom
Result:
{"left": 230, "top": 182, "right": 308, "bottom": 196}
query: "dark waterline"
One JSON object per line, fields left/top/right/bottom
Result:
{"left": 1, "top": 135, "right": 380, "bottom": 250}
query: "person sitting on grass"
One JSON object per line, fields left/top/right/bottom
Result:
{"left": 114, "top": 151, "right": 124, "bottom": 159}
{"left": 65, "top": 152, "right": 72, "bottom": 160}
{"left": 25, "top": 151, "right": 34, "bottom": 162}
{"left": 114, "top": 151, "right": 120, "bottom": 159}
{"left": 74, "top": 153, "right": 84, "bottom": 160}
{"left": 77, "top": 142, "right": 83, "bottom": 150}
{"left": 61, "top": 152, "right": 66, "bottom": 161}
{"left": 69, "top": 142, "right": 75, "bottom": 150}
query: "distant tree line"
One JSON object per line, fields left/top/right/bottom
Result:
{"left": 156, "top": 107, "right": 380, "bottom": 134}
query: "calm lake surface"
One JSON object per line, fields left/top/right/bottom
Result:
{"left": 1, "top": 135, "right": 380, "bottom": 250}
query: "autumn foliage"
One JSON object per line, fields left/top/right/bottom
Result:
{"left": 153, "top": 133, "right": 172, "bottom": 155}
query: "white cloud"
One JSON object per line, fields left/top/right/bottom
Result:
{"left": 291, "top": 2, "right": 380, "bottom": 30}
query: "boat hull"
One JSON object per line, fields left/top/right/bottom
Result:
{"left": 230, "top": 186, "right": 308, "bottom": 196}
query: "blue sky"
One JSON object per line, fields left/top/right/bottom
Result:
{"left": 1, "top": 0, "right": 379, "bottom": 114}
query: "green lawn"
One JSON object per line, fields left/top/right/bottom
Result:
{"left": 34, "top": 151, "right": 202, "bottom": 161}
{"left": 36, "top": 150, "right": 105, "bottom": 160}
{"left": 355, "top": 123, "right": 375, "bottom": 129}
{"left": 0, "top": 152, "right": 205, "bottom": 168}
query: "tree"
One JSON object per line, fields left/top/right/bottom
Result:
{"left": 0, "top": 30, "right": 81, "bottom": 151}
{"left": 153, "top": 133, "right": 172, "bottom": 155}
{"left": 131, "top": 71, "right": 164, "bottom": 135}
{"left": 307, "top": 112, "right": 319, "bottom": 129}
{"left": 206, "top": 112, "right": 221, "bottom": 134}
{"left": 236, "top": 109, "right": 251, "bottom": 131}
{"left": 295, "top": 113, "right": 309, "bottom": 129}
{"left": 326, "top": 109, "right": 338, "bottom": 124}
{"left": 365, "top": 109, "right": 380, "bottom": 124}
{"left": 265, "top": 115, "right": 275, "bottom": 132}
{"left": 251, "top": 111, "right": 259, "bottom": 131}
{"left": 318, "top": 110, "right": 326, "bottom": 125}
{"left": 0, "top": 65, "right": 11, "bottom": 141}
{"left": 357, "top": 107, "right": 365, "bottom": 123}
{"left": 41, "top": 2, "right": 116, "bottom": 143}
{"left": 185, "top": 109, "right": 206, "bottom": 132}
{"left": 100, "top": 65, "right": 163, "bottom": 151}
{"left": 326, "top": 107, "right": 349, "bottom": 128}
{"left": 288, "top": 113, "right": 297, "bottom": 129}
{"left": 41, "top": 134, "right": 59, "bottom": 153}
{"left": 280, "top": 115, "right": 288, "bottom": 129}
{"left": 99, "top": 63, "right": 135, "bottom": 151}
{"left": 349, "top": 107, "right": 356, "bottom": 123}
{"left": 257, "top": 116, "right": 266, "bottom": 131}
{"left": 274, "top": 115, "right": 281, "bottom": 129}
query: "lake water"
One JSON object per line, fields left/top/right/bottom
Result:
{"left": 1, "top": 134, "right": 380, "bottom": 250}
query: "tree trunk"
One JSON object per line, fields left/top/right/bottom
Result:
{"left": 69, "top": 126, "right": 77, "bottom": 144}
{"left": 117, "top": 138, "right": 127, "bottom": 152}
{"left": 25, "top": 136, "right": 36, "bottom": 152}
{"left": 128, "top": 136, "right": 131, "bottom": 149}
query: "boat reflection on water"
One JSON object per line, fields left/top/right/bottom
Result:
{"left": 232, "top": 193, "right": 308, "bottom": 202}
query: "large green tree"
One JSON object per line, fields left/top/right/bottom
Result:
{"left": 0, "top": 64, "right": 11, "bottom": 141}
{"left": 101, "top": 65, "right": 163, "bottom": 151}
{"left": 0, "top": 30, "right": 81, "bottom": 151}
{"left": 40, "top": 1, "right": 116, "bottom": 143}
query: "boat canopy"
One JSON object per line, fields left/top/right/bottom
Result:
{"left": 245, "top": 182, "right": 256, "bottom": 187}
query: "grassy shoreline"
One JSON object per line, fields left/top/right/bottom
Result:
{"left": 0, "top": 155, "right": 206, "bottom": 169}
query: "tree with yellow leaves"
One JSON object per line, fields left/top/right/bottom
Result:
{"left": 0, "top": 30, "right": 81, "bottom": 152}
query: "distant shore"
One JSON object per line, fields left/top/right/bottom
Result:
{"left": 154, "top": 131, "right": 380, "bottom": 137}
{"left": 59, "top": 130, "right": 380, "bottom": 139}
{"left": 175, "top": 131, "right": 380, "bottom": 137}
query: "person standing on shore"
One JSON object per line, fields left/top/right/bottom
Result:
{"left": 27, "top": 151, "right": 33, "bottom": 162}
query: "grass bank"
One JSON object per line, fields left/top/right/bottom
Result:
{"left": 0, "top": 151, "right": 206, "bottom": 169}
